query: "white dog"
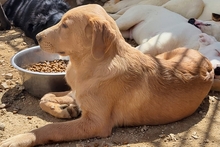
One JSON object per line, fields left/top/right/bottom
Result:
{"left": 104, "top": 0, "right": 204, "bottom": 19}
{"left": 198, "top": 33, "right": 220, "bottom": 69}
{"left": 103, "top": 0, "right": 169, "bottom": 13}
{"left": 198, "top": 33, "right": 220, "bottom": 91}
{"left": 115, "top": 5, "right": 220, "bottom": 56}
{"left": 162, "top": 0, "right": 204, "bottom": 19}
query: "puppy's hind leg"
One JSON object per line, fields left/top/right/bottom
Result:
{"left": 137, "top": 32, "right": 178, "bottom": 56}
{"left": 40, "top": 91, "right": 81, "bottom": 119}
{"left": 136, "top": 41, "right": 158, "bottom": 56}
{"left": 115, "top": 8, "right": 142, "bottom": 31}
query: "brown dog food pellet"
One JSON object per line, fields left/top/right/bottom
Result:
{"left": 25, "top": 59, "right": 69, "bottom": 73}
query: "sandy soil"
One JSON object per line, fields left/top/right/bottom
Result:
{"left": 0, "top": 26, "right": 220, "bottom": 147}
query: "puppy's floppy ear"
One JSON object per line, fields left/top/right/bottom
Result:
{"left": 212, "top": 13, "right": 220, "bottom": 22}
{"left": 85, "top": 17, "right": 116, "bottom": 60}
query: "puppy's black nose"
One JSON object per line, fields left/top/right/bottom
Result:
{"left": 36, "top": 34, "right": 42, "bottom": 43}
{"left": 214, "top": 67, "right": 220, "bottom": 75}
{"left": 188, "top": 18, "right": 195, "bottom": 25}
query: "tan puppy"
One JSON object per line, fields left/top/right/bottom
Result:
{"left": 0, "top": 4, "right": 214, "bottom": 147}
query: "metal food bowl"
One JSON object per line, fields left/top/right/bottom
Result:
{"left": 11, "top": 46, "right": 70, "bottom": 98}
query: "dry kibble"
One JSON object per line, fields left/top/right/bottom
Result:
{"left": 25, "top": 59, "right": 68, "bottom": 73}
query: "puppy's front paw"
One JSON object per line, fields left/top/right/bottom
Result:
{"left": 0, "top": 133, "right": 36, "bottom": 147}
{"left": 40, "top": 93, "right": 58, "bottom": 103}
{"left": 199, "top": 33, "right": 217, "bottom": 46}
{"left": 65, "top": 104, "right": 81, "bottom": 118}
{"left": 40, "top": 101, "right": 81, "bottom": 119}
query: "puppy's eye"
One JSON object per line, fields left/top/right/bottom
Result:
{"left": 62, "top": 23, "right": 68, "bottom": 28}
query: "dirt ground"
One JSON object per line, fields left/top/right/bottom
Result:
{"left": 0, "top": 26, "right": 220, "bottom": 147}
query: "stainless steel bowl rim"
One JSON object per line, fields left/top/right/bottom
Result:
{"left": 11, "top": 46, "right": 66, "bottom": 76}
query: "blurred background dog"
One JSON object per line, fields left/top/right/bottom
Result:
{"left": 0, "top": 0, "right": 108, "bottom": 43}
{"left": 0, "top": 0, "right": 70, "bottom": 43}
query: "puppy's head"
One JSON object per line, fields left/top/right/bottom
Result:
{"left": 31, "top": 13, "right": 63, "bottom": 40}
{"left": 36, "top": 4, "right": 118, "bottom": 61}
{"left": 188, "top": 17, "right": 220, "bottom": 41}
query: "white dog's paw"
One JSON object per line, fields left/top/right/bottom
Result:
{"left": 103, "top": 0, "right": 122, "bottom": 13}
{"left": 0, "top": 133, "right": 36, "bottom": 147}
{"left": 103, "top": 6, "right": 118, "bottom": 13}
{"left": 108, "top": 13, "right": 121, "bottom": 20}
{"left": 199, "top": 33, "right": 217, "bottom": 46}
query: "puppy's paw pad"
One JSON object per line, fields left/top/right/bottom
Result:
{"left": 199, "top": 33, "right": 208, "bottom": 40}
{"left": 59, "top": 104, "right": 69, "bottom": 109}
{"left": 199, "top": 33, "right": 216, "bottom": 46}
{"left": 66, "top": 104, "right": 81, "bottom": 118}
